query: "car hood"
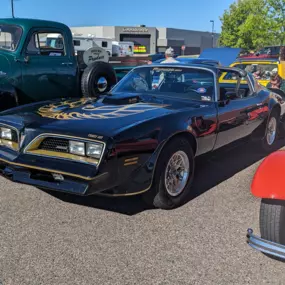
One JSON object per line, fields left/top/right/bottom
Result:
{"left": 199, "top": 48, "right": 242, "bottom": 66}
{"left": 0, "top": 93, "right": 204, "bottom": 137}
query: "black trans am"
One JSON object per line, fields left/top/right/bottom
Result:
{"left": 0, "top": 63, "right": 283, "bottom": 209}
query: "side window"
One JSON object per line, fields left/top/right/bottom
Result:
{"left": 26, "top": 31, "right": 66, "bottom": 56}
{"left": 219, "top": 71, "right": 251, "bottom": 100}
{"left": 102, "top": 41, "right": 108, "bottom": 48}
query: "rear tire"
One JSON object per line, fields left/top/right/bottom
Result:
{"left": 261, "top": 111, "right": 279, "bottom": 152}
{"left": 81, "top": 61, "right": 117, "bottom": 97}
{"left": 143, "top": 137, "right": 195, "bottom": 210}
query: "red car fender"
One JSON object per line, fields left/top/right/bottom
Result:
{"left": 251, "top": 151, "right": 285, "bottom": 199}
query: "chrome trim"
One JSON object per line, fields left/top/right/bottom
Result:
{"left": 247, "top": 228, "right": 285, "bottom": 260}
{"left": 24, "top": 133, "right": 106, "bottom": 166}
{"left": 0, "top": 157, "right": 96, "bottom": 181}
{"left": 126, "top": 64, "right": 219, "bottom": 102}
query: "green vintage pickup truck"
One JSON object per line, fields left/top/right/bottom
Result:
{"left": 0, "top": 18, "right": 149, "bottom": 111}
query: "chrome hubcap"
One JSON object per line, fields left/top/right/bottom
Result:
{"left": 97, "top": 77, "right": 108, "bottom": 93}
{"left": 165, "top": 151, "right": 190, "bottom": 197}
{"left": 266, "top": 117, "right": 277, "bottom": 146}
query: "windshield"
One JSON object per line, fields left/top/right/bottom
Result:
{"left": 0, "top": 24, "right": 22, "bottom": 51}
{"left": 225, "top": 63, "right": 278, "bottom": 81}
{"left": 112, "top": 66, "right": 215, "bottom": 101}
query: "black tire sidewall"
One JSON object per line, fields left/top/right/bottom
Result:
{"left": 260, "top": 199, "right": 285, "bottom": 245}
{"left": 154, "top": 137, "right": 195, "bottom": 209}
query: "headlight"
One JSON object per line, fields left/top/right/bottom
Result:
{"left": 1, "top": 128, "right": 12, "bottom": 140}
{"left": 69, "top": 141, "right": 85, "bottom": 156}
{"left": 86, "top": 143, "right": 104, "bottom": 159}
{"left": 0, "top": 126, "right": 19, "bottom": 151}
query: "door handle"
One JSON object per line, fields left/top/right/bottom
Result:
{"left": 0, "top": 71, "right": 7, "bottom": 78}
{"left": 61, "top": 62, "right": 73, "bottom": 66}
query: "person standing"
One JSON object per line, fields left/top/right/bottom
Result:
{"left": 266, "top": 73, "right": 285, "bottom": 93}
{"left": 160, "top": 47, "right": 179, "bottom": 63}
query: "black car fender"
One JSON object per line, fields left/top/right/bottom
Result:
{"left": 268, "top": 97, "right": 282, "bottom": 119}
{"left": 112, "top": 114, "right": 197, "bottom": 188}
{"left": 0, "top": 83, "right": 18, "bottom": 112}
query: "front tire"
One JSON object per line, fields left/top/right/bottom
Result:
{"left": 143, "top": 137, "right": 195, "bottom": 210}
{"left": 260, "top": 199, "right": 285, "bottom": 261}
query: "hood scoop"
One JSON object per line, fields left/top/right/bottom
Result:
{"left": 102, "top": 94, "right": 141, "bottom": 105}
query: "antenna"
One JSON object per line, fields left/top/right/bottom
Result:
{"left": 11, "top": 0, "right": 14, "bottom": 17}
{"left": 11, "top": 0, "right": 20, "bottom": 18}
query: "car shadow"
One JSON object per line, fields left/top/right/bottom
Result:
{"left": 42, "top": 138, "right": 285, "bottom": 215}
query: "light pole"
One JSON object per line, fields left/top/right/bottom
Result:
{"left": 210, "top": 20, "right": 214, "bottom": 48}
{"left": 11, "top": 0, "right": 15, "bottom": 18}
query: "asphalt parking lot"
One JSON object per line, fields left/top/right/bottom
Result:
{"left": 1, "top": 139, "right": 285, "bottom": 285}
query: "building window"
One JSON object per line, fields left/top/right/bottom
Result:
{"left": 73, "top": 40, "right": 80, "bottom": 46}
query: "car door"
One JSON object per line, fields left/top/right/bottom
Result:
{"left": 214, "top": 71, "right": 265, "bottom": 149}
{"left": 19, "top": 28, "right": 77, "bottom": 103}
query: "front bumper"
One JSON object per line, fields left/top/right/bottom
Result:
{"left": 246, "top": 228, "right": 285, "bottom": 260}
{"left": 0, "top": 153, "right": 113, "bottom": 196}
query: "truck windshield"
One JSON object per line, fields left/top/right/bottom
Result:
{"left": 0, "top": 24, "right": 22, "bottom": 51}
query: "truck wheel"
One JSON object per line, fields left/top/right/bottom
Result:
{"left": 81, "top": 62, "right": 117, "bottom": 97}
{"left": 262, "top": 111, "right": 279, "bottom": 152}
{"left": 143, "top": 137, "right": 195, "bottom": 210}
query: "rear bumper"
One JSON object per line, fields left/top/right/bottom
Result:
{"left": 246, "top": 228, "right": 285, "bottom": 260}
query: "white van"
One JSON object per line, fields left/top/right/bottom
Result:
{"left": 119, "top": 41, "right": 134, "bottom": 56}
{"left": 45, "top": 34, "right": 113, "bottom": 55}
{"left": 112, "top": 41, "right": 120, "bottom": 56}
{"left": 90, "top": 36, "right": 112, "bottom": 56}
{"left": 112, "top": 41, "right": 134, "bottom": 57}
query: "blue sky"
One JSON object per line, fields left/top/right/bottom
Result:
{"left": 1, "top": 0, "right": 235, "bottom": 33}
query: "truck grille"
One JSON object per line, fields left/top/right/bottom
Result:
{"left": 39, "top": 138, "right": 69, "bottom": 153}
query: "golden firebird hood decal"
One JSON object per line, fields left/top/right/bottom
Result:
{"left": 37, "top": 98, "right": 169, "bottom": 120}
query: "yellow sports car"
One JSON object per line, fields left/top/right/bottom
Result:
{"left": 219, "top": 58, "right": 285, "bottom": 87}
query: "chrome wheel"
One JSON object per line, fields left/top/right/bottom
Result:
{"left": 164, "top": 150, "right": 190, "bottom": 197}
{"left": 266, "top": 116, "right": 277, "bottom": 146}
{"left": 97, "top": 77, "right": 108, "bottom": 93}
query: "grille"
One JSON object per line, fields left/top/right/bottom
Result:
{"left": 39, "top": 138, "right": 69, "bottom": 153}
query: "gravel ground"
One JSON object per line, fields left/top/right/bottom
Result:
{"left": 0, "top": 140, "right": 285, "bottom": 285}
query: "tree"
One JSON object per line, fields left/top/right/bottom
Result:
{"left": 267, "top": 0, "right": 285, "bottom": 45}
{"left": 219, "top": 0, "right": 273, "bottom": 50}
